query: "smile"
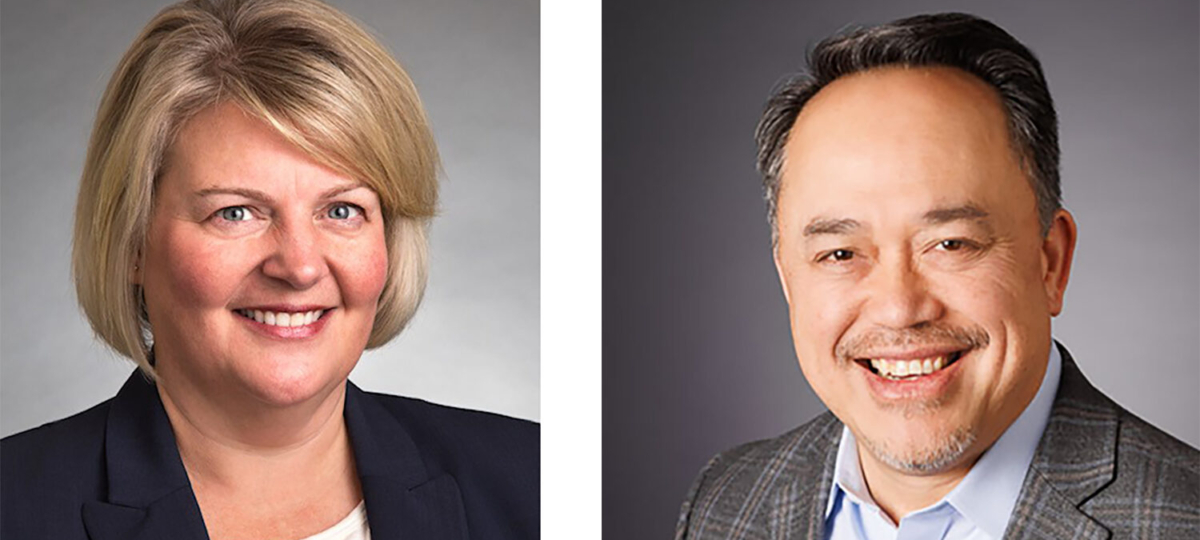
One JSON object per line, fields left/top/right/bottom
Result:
{"left": 862, "top": 351, "right": 966, "bottom": 381}
{"left": 234, "top": 308, "right": 329, "bottom": 328}
{"left": 853, "top": 348, "right": 973, "bottom": 402}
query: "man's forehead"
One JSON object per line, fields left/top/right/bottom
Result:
{"left": 801, "top": 203, "right": 994, "bottom": 237}
{"left": 776, "top": 65, "right": 1035, "bottom": 236}
{"left": 784, "top": 66, "right": 1014, "bottom": 172}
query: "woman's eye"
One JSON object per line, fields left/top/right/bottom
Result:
{"left": 217, "top": 206, "right": 252, "bottom": 222}
{"left": 328, "top": 203, "right": 363, "bottom": 220}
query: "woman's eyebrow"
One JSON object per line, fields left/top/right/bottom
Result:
{"left": 191, "top": 183, "right": 364, "bottom": 202}
{"left": 193, "top": 187, "right": 272, "bottom": 202}
{"left": 318, "top": 183, "right": 367, "bottom": 199}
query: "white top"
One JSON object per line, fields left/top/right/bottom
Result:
{"left": 298, "top": 500, "right": 371, "bottom": 540}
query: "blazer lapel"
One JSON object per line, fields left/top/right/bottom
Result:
{"left": 81, "top": 374, "right": 468, "bottom": 540}
{"left": 782, "top": 413, "right": 843, "bottom": 540}
{"left": 82, "top": 373, "right": 209, "bottom": 540}
{"left": 1003, "top": 345, "right": 1116, "bottom": 540}
{"left": 344, "top": 382, "right": 468, "bottom": 540}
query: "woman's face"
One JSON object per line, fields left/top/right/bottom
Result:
{"left": 139, "top": 103, "right": 388, "bottom": 406}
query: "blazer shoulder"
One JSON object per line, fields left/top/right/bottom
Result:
{"left": 364, "top": 391, "right": 538, "bottom": 451}
{"left": 676, "top": 412, "right": 841, "bottom": 539}
{"left": 2, "top": 398, "right": 112, "bottom": 474}
{"left": 1, "top": 399, "right": 112, "bottom": 538}
{"left": 1110, "top": 405, "right": 1200, "bottom": 506}
{"left": 1115, "top": 407, "right": 1200, "bottom": 474}
{"left": 361, "top": 391, "right": 539, "bottom": 485}
{"left": 693, "top": 411, "right": 840, "bottom": 491}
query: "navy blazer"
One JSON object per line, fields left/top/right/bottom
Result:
{"left": 1, "top": 371, "right": 539, "bottom": 539}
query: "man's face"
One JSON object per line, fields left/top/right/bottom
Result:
{"left": 773, "top": 66, "right": 1075, "bottom": 474}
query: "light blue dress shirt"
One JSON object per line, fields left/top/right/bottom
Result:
{"left": 823, "top": 344, "right": 1062, "bottom": 540}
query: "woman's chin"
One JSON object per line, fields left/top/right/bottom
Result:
{"left": 236, "top": 362, "right": 346, "bottom": 408}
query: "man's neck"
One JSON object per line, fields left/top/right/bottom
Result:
{"left": 856, "top": 446, "right": 976, "bottom": 524}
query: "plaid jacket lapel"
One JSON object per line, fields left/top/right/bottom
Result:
{"left": 674, "top": 412, "right": 843, "bottom": 540}
{"left": 789, "top": 423, "right": 841, "bottom": 540}
{"left": 1002, "top": 344, "right": 1115, "bottom": 540}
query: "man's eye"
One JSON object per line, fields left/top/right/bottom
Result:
{"left": 328, "top": 203, "right": 363, "bottom": 220}
{"left": 820, "top": 249, "right": 856, "bottom": 262}
{"left": 938, "top": 239, "right": 974, "bottom": 252}
{"left": 217, "top": 206, "right": 252, "bottom": 222}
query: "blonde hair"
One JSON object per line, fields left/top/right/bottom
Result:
{"left": 72, "top": 0, "right": 438, "bottom": 378}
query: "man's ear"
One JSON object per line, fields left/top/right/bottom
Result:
{"left": 1041, "top": 209, "right": 1077, "bottom": 316}
{"left": 774, "top": 248, "right": 793, "bottom": 305}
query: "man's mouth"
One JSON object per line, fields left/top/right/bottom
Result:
{"left": 855, "top": 350, "right": 967, "bottom": 381}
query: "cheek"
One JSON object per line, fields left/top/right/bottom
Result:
{"left": 791, "top": 274, "right": 856, "bottom": 342}
{"left": 787, "top": 272, "right": 857, "bottom": 375}
{"left": 150, "top": 228, "right": 247, "bottom": 309}
{"left": 341, "top": 235, "right": 389, "bottom": 305}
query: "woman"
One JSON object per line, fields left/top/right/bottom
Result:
{"left": 0, "top": 1, "right": 538, "bottom": 538}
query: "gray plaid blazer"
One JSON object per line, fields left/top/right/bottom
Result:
{"left": 675, "top": 345, "right": 1200, "bottom": 539}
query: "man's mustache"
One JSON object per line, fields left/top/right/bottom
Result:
{"left": 835, "top": 324, "right": 991, "bottom": 361}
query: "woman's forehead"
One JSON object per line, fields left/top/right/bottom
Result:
{"left": 163, "top": 103, "right": 373, "bottom": 196}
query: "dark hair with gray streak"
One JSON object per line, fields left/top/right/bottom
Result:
{"left": 756, "top": 12, "right": 1060, "bottom": 246}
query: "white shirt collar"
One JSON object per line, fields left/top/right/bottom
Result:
{"left": 824, "top": 342, "right": 1063, "bottom": 538}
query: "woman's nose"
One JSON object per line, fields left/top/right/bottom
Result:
{"left": 260, "top": 223, "right": 328, "bottom": 290}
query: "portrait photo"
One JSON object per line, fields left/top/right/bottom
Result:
{"left": 1, "top": 0, "right": 538, "bottom": 537}
{"left": 603, "top": 0, "right": 1198, "bottom": 538}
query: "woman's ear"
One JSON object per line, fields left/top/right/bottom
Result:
{"left": 131, "top": 252, "right": 143, "bottom": 284}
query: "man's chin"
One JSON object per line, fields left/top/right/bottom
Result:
{"left": 857, "top": 425, "right": 978, "bottom": 476}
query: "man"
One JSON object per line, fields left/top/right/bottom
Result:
{"left": 676, "top": 13, "right": 1199, "bottom": 540}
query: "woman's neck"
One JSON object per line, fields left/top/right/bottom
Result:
{"left": 154, "top": 365, "right": 364, "bottom": 539}
{"left": 153, "top": 361, "right": 358, "bottom": 497}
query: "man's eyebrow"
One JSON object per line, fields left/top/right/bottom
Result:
{"left": 922, "top": 204, "right": 990, "bottom": 225}
{"left": 803, "top": 217, "right": 861, "bottom": 237}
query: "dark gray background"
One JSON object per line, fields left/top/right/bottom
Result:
{"left": 603, "top": 0, "right": 1199, "bottom": 537}
{"left": 1, "top": 0, "right": 539, "bottom": 436}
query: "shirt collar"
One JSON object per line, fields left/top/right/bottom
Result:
{"left": 824, "top": 342, "right": 1063, "bottom": 538}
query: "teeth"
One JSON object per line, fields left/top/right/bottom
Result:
{"left": 237, "top": 309, "right": 325, "bottom": 328}
{"left": 870, "top": 354, "right": 957, "bottom": 380}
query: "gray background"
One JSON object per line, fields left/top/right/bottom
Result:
{"left": 1, "top": 0, "right": 539, "bottom": 437}
{"left": 603, "top": 0, "right": 1198, "bottom": 537}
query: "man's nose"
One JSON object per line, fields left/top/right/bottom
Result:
{"left": 261, "top": 221, "right": 328, "bottom": 290}
{"left": 861, "top": 256, "right": 943, "bottom": 329}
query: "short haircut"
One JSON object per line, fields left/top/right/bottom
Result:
{"left": 756, "top": 12, "right": 1060, "bottom": 246}
{"left": 72, "top": 0, "right": 438, "bottom": 377}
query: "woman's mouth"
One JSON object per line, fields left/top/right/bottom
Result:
{"left": 234, "top": 308, "right": 329, "bottom": 327}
